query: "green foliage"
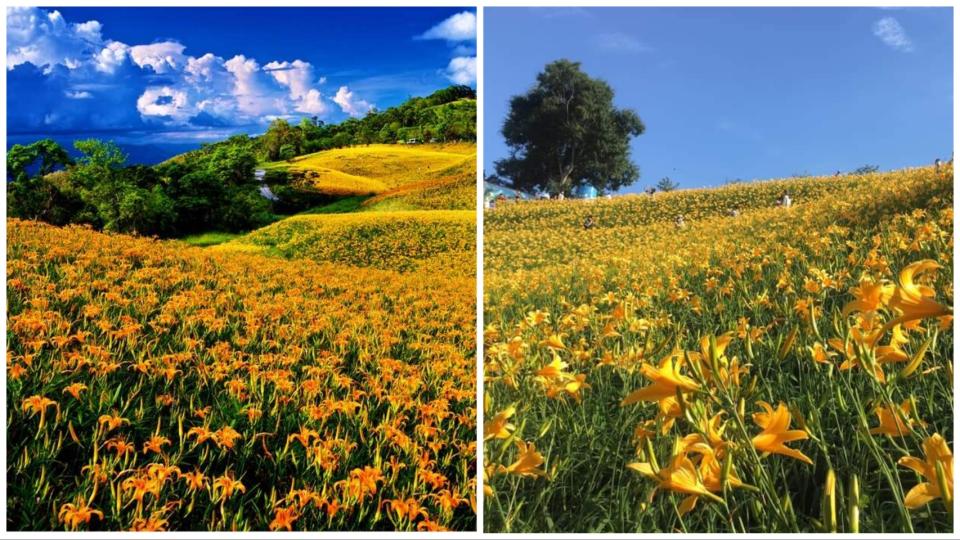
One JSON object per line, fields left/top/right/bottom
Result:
{"left": 256, "top": 85, "right": 476, "bottom": 160}
{"left": 180, "top": 231, "right": 243, "bottom": 247}
{"left": 8, "top": 137, "right": 272, "bottom": 237}
{"left": 302, "top": 196, "right": 371, "bottom": 214}
{"left": 495, "top": 59, "right": 645, "bottom": 195}
{"left": 852, "top": 164, "right": 880, "bottom": 175}
{"left": 261, "top": 119, "right": 302, "bottom": 161}
{"left": 656, "top": 176, "right": 679, "bottom": 192}
{"left": 6, "top": 139, "right": 74, "bottom": 220}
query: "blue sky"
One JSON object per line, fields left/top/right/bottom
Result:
{"left": 8, "top": 7, "right": 476, "bottom": 145}
{"left": 485, "top": 7, "right": 953, "bottom": 192}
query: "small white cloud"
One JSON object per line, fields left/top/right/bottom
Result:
{"left": 333, "top": 86, "right": 373, "bottom": 117}
{"left": 297, "top": 88, "right": 329, "bottom": 115}
{"left": 873, "top": 17, "right": 913, "bottom": 52}
{"left": 595, "top": 32, "right": 650, "bottom": 54}
{"left": 73, "top": 20, "right": 102, "bottom": 43}
{"left": 94, "top": 41, "right": 129, "bottom": 74}
{"left": 129, "top": 41, "right": 186, "bottom": 73}
{"left": 417, "top": 11, "right": 476, "bottom": 42}
{"left": 444, "top": 56, "right": 476, "bottom": 85}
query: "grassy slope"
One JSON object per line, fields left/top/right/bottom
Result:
{"left": 226, "top": 142, "right": 477, "bottom": 273}
{"left": 264, "top": 143, "right": 475, "bottom": 203}
{"left": 216, "top": 210, "right": 475, "bottom": 274}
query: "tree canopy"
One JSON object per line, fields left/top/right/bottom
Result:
{"left": 256, "top": 85, "right": 476, "bottom": 161}
{"left": 656, "top": 176, "right": 679, "bottom": 192}
{"left": 495, "top": 60, "right": 644, "bottom": 195}
{"left": 7, "top": 137, "right": 272, "bottom": 236}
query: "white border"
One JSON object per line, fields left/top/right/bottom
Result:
{"left": 2, "top": 1, "right": 959, "bottom": 539}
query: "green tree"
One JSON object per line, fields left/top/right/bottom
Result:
{"left": 7, "top": 139, "right": 74, "bottom": 220}
{"left": 656, "top": 176, "right": 679, "bottom": 192}
{"left": 279, "top": 144, "right": 297, "bottom": 161}
{"left": 261, "top": 119, "right": 300, "bottom": 161}
{"left": 71, "top": 139, "right": 130, "bottom": 231}
{"left": 495, "top": 59, "right": 644, "bottom": 195}
{"left": 116, "top": 185, "right": 176, "bottom": 235}
{"left": 7, "top": 139, "right": 72, "bottom": 180}
{"left": 852, "top": 164, "right": 879, "bottom": 175}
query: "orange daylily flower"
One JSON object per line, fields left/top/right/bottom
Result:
{"left": 888, "top": 260, "right": 952, "bottom": 324}
{"left": 58, "top": 501, "right": 103, "bottom": 530}
{"left": 504, "top": 440, "right": 547, "bottom": 478}
{"left": 62, "top": 383, "right": 87, "bottom": 400}
{"left": 269, "top": 506, "right": 299, "bottom": 531}
{"left": 899, "top": 433, "right": 953, "bottom": 509}
{"left": 484, "top": 406, "right": 516, "bottom": 441}
{"left": 869, "top": 400, "right": 923, "bottom": 437}
{"left": 751, "top": 401, "right": 813, "bottom": 465}
{"left": 621, "top": 354, "right": 699, "bottom": 405}
{"left": 21, "top": 395, "right": 59, "bottom": 429}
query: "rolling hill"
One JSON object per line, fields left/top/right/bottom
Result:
{"left": 216, "top": 209, "right": 475, "bottom": 274}
{"left": 264, "top": 143, "right": 475, "bottom": 207}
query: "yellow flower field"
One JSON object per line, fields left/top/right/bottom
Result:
{"left": 217, "top": 210, "right": 475, "bottom": 274}
{"left": 483, "top": 165, "right": 953, "bottom": 533}
{"left": 7, "top": 198, "right": 477, "bottom": 529}
{"left": 265, "top": 143, "right": 475, "bottom": 201}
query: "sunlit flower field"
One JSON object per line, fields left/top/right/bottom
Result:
{"left": 483, "top": 166, "right": 953, "bottom": 533}
{"left": 7, "top": 218, "right": 477, "bottom": 531}
{"left": 217, "top": 210, "right": 475, "bottom": 274}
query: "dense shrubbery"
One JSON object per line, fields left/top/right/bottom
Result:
{"left": 8, "top": 137, "right": 272, "bottom": 237}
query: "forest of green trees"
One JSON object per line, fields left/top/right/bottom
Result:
{"left": 257, "top": 85, "right": 476, "bottom": 161}
{"left": 8, "top": 137, "right": 273, "bottom": 237}
{"left": 6, "top": 86, "right": 476, "bottom": 237}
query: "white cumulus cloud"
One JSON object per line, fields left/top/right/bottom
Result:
{"left": 873, "top": 17, "right": 914, "bottom": 52}
{"left": 129, "top": 41, "right": 186, "bottom": 73}
{"left": 136, "top": 86, "right": 193, "bottom": 123}
{"left": 7, "top": 6, "right": 405, "bottom": 131}
{"left": 418, "top": 11, "right": 476, "bottom": 42}
{"left": 224, "top": 54, "right": 285, "bottom": 117}
{"left": 7, "top": 7, "right": 103, "bottom": 71}
{"left": 185, "top": 53, "right": 224, "bottom": 83}
{"left": 94, "top": 41, "right": 129, "bottom": 74}
{"left": 444, "top": 56, "right": 476, "bottom": 85}
{"left": 333, "top": 86, "right": 373, "bottom": 117}
{"left": 297, "top": 88, "right": 329, "bottom": 115}
{"left": 264, "top": 59, "right": 316, "bottom": 100}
